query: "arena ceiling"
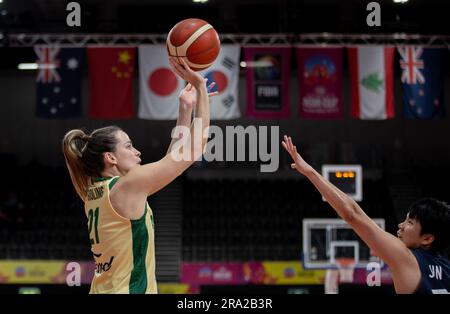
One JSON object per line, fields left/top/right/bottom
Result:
{"left": 0, "top": 0, "right": 449, "bottom": 34}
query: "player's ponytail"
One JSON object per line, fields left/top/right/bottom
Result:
{"left": 62, "top": 129, "right": 91, "bottom": 200}
{"left": 62, "top": 126, "right": 122, "bottom": 201}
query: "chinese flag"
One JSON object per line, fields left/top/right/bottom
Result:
{"left": 88, "top": 47, "right": 136, "bottom": 119}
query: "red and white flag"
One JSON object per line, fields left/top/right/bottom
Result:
{"left": 199, "top": 44, "right": 241, "bottom": 120}
{"left": 348, "top": 46, "right": 395, "bottom": 120}
{"left": 138, "top": 45, "right": 185, "bottom": 120}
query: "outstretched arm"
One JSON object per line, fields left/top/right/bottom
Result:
{"left": 166, "top": 80, "right": 217, "bottom": 155}
{"left": 282, "top": 135, "right": 420, "bottom": 293}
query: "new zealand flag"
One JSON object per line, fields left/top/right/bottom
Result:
{"left": 35, "top": 46, "right": 84, "bottom": 118}
{"left": 398, "top": 47, "right": 446, "bottom": 119}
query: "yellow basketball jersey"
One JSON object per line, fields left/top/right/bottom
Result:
{"left": 84, "top": 176, "right": 157, "bottom": 294}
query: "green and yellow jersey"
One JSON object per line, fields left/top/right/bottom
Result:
{"left": 84, "top": 176, "right": 157, "bottom": 294}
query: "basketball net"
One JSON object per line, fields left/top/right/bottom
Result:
{"left": 324, "top": 258, "right": 355, "bottom": 294}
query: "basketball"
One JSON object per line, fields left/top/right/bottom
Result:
{"left": 166, "top": 18, "right": 221, "bottom": 71}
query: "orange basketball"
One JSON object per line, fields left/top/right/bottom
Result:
{"left": 166, "top": 18, "right": 220, "bottom": 71}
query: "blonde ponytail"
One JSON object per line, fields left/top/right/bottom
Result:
{"left": 62, "top": 126, "right": 122, "bottom": 201}
{"left": 62, "top": 129, "right": 90, "bottom": 200}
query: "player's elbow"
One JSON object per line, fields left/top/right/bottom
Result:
{"left": 340, "top": 205, "right": 359, "bottom": 224}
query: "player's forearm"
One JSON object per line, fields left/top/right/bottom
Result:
{"left": 167, "top": 87, "right": 209, "bottom": 165}
{"left": 174, "top": 87, "right": 209, "bottom": 162}
{"left": 303, "top": 167, "right": 362, "bottom": 221}
{"left": 166, "top": 107, "right": 192, "bottom": 155}
{"left": 192, "top": 87, "right": 210, "bottom": 150}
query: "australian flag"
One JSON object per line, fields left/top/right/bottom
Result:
{"left": 398, "top": 47, "right": 446, "bottom": 119}
{"left": 35, "top": 46, "right": 84, "bottom": 118}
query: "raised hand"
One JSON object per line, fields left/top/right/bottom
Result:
{"left": 179, "top": 80, "right": 218, "bottom": 112}
{"left": 281, "top": 135, "right": 312, "bottom": 174}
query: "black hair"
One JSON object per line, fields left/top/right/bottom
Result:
{"left": 408, "top": 198, "right": 450, "bottom": 253}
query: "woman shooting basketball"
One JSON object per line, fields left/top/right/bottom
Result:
{"left": 62, "top": 58, "right": 217, "bottom": 294}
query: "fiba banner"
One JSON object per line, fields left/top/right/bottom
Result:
{"left": 199, "top": 44, "right": 241, "bottom": 120}
{"left": 138, "top": 45, "right": 185, "bottom": 120}
{"left": 243, "top": 47, "right": 291, "bottom": 119}
{"left": 87, "top": 47, "right": 135, "bottom": 119}
{"left": 398, "top": 47, "right": 446, "bottom": 119}
{"left": 297, "top": 47, "right": 343, "bottom": 119}
{"left": 35, "top": 46, "right": 83, "bottom": 118}
{"left": 348, "top": 46, "right": 395, "bottom": 120}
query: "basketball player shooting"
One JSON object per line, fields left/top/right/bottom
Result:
{"left": 282, "top": 135, "right": 450, "bottom": 294}
{"left": 62, "top": 58, "right": 217, "bottom": 294}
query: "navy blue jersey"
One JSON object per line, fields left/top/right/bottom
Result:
{"left": 411, "top": 248, "right": 450, "bottom": 294}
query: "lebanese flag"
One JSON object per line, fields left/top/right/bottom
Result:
{"left": 348, "top": 46, "right": 395, "bottom": 119}
{"left": 87, "top": 47, "right": 135, "bottom": 119}
{"left": 138, "top": 45, "right": 184, "bottom": 120}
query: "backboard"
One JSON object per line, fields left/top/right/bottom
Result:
{"left": 302, "top": 218, "right": 385, "bottom": 269}
{"left": 322, "top": 165, "right": 362, "bottom": 201}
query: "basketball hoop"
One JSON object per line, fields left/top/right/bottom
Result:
{"left": 335, "top": 258, "right": 355, "bottom": 283}
{"left": 324, "top": 258, "right": 355, "bottom": 294}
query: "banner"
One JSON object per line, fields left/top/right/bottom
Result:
{"left": 35, "top": 46, "right": 83, "bottom": 118}
{"left": 181, "top": 262, "right": 325, "bottom": 286}
{"left": 398, "top": 47, "right": 446, "bottom": 119}
{"left": 88, "top": 47, "right": 135, "bottom": 119}
{"left": 243, "top": 47, "right": 291, "bottom": 118}
{"left": 138, "top": 45, "right": 185, "bottom": 120}
{"left": 297, "top": 47, "right": 343, "bottom": 119}
{"left": 0, "top": 261, "right": 95, "bottom": 284}
{"left": 157, "top": 283, "right": 191, "bottom": 294}
{"left": 200, "top": 44, "right": 241, "bottom": 120}
{"left": 181, "top": 263, "right": 243, "bottom": 285}
{"left": 348, "top": 46, "right": 395, "bottom": 119}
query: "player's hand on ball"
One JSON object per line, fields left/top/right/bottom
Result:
{"left": 169, "top": 57, "right": 205, "bottom": 90}
{"left": 282, "top": 135, "right": 311, "bottom": 174}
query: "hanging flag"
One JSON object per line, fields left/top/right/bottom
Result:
{"left": 297, "top": 47, "right": 343, "bottom": 119}
{"left": 348, "top": 46, "right": 395, "bottom": 120}
{"left": 398, "top": 47, "right": 446, "bottom": 119}
{"left": 138, "top": 45, "right": 185, "bottom": 120}
{"left": 200, "top": 44, "right": 241, "bottom": 120}
{"left": 35, "top": 46, "right": 83, "bottom": 118}
{"left": 243, "top": 47, "right": 291, "bottom": 119}
{"left": 88, "top": 47, "right": 135, "bottom": 119}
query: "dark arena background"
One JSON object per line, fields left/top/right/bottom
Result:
{"left": 0, "top": 0, "right": 450, "bottom": 302}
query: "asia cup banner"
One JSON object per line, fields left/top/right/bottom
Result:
{"left": 297, "top": 47, "right": 343, "bottom": 119}
{"left": 138, "top": 45, "right": 185, "bottom": 120}
{"left": 243, "top": 47, "right": 291, "bottom": 119}
{"left": 199, "top": 44, "right": 241, "bottom": 120}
